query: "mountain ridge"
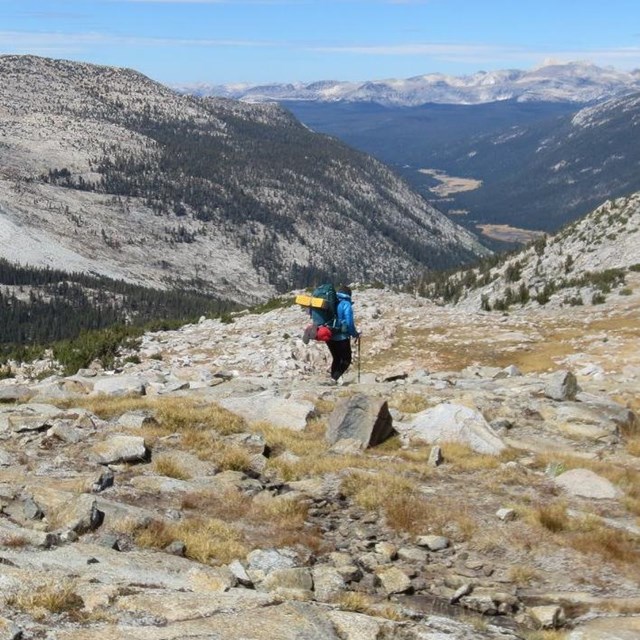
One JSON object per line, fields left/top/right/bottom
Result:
{"left": 178, "top": 61, "right": 640, "bottom": 107}
{"left": 0, "top": 55, "right": 488, "bottom": 304}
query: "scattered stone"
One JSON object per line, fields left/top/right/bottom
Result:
{"left": 428, "top": 445, "right": 444, "bottom": 467}
{"left": 92, "top": 375, "right": 146, "bottom": 397}
{"left": 496, "top": 508, "right": 517, "bottom": 522}
{"left": 91, "top": 435, "right": 149, "bottom": 464}
{"left": 91, "top": 468, "right": 115, "bottom": 493}
{"left": 567, "top": 616, "right": 640, "bottom": 639}
{"left": 450, "top": 583, "right": 473, "bottom": 604}
{"left": 416, "top": 535, "right": 449, "bottom": 551}
{"left": 375, "top": 566, "right": 412, "bottom": 596}
{"left": 530, "top": 605, "right": 566, "bottom": 629}
{"left": 0, "top": 384, "right": 33, "bottom": 404}
{"left": 326, "top": 393, "right": 396, "bottom": 449}
{"left": 0, "top": 616, "right": 23, "bottom": 640}
{"left": 228, "top": 559, "right": 253, "bottom": 588}
{"left": 116, "top": 411, "right": 159, "bottom": 429}
{"left": 545, "top": 370, "right": 579, "bottom": 401}
{"left": 22, "top": 496, "right": 44, "bottom": 520}
{"left": 555, "top": 468, "right": 619, "bottom": 499}
{"left": 165, "top": 541, "right": 187, "bottom": 557}
{"left": 219, "top": 393, "right": 315, "bottom": 431}
{"left": 494, "top": 365, "right": 522, "bottom": 379}
{"left": 312, "top": 565, "right": 346, "bottom": 602}
{"left": 400, "top": 403, "right": 506, "bottom": 455}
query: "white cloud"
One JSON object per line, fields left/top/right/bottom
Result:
{"left": 0, "top": 30, "right": 273, "bottom": 50}
{"left": 1, "top": 29, "right": 639, "bottom": 72}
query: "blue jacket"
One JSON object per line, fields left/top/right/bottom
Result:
{"left": 332, "top": 292, "right": 359, "bottom": 341}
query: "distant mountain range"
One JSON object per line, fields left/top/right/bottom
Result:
{"left": 178, "top": 62, "right": 640, "bottom": 235}
{"left": 0, "top": 55, "right": 488, "bottom": 306}
{"left": 177, "top": 62, "right": 640, "bottom": 107}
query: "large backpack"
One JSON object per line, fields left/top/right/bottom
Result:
{"left": 295, "top": 283, "right": 339, "bottom": 334}
{"left": 309, "top": 283, "right": 338, "bottom": 329}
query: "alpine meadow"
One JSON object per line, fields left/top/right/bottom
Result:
{"left": 0, "top": 44, "right": 639, "bottom": 640}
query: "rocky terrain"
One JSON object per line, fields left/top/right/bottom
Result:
{"left": 0, "top": 55, "right": 487, "bottom": 304}
{"left": 420, "top": 191, "right": 640, "bottom": 312}
{"left": 0, "top": 269, "right": 639, "bottom": 638}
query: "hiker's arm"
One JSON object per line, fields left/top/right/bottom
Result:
{"left": 343, "top": 303, "right": 359, "bottom": 338}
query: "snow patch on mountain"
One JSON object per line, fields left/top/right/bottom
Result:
{"left": 178, "top": 62, "right": 640, "bottom": 107}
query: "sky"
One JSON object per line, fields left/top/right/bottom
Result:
{"left": 1, "top": 0, "right": 640, "bottom": 87}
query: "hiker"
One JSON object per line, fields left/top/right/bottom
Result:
{"left": 327, "top": 285, "right": 360, "bottom": 383}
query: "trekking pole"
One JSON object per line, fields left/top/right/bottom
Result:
{"left": 357, "top": 335, "right": 361, "bottom": 383}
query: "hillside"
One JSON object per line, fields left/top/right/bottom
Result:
{"left": 428, "top": 92, "right": 640, "bottom": 231}
{"left": 415, "top": 191, "right": 640, "bottom": 311}
{"left": 0, "top": 55, "right": 488, "bottom": 305}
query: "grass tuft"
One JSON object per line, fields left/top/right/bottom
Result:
{"left": 152, "top": 454, "right": 192, "bottom": 480}
{"left": 8, "top": 579, "right": 84, "bottom": 620}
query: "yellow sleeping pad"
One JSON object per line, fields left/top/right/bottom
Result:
{"left": 295, "top": 294, "right": 328, "bottom": 309}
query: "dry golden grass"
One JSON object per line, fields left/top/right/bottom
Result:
{"left": 438, "top": 441, "right": 501, "bottom": 472}
{"left": 212, "top": 445, "right": 253, "bottom": 472}
{"left": 334, "top": 591, "right": 373, "bottom": 613}
{"left": 388, "top": 392, "right": 431, "bottom": 415}
{"left": 152, "top": 454, "right": 192, "bottom": 480}
{"left": 517, "top": 501, "right": 640, "bottom": 568}
{"left": 243, "top": 492, "right": 325, "bottom": 552}
{"left": 569, "top": 520, "right": 640, "bottom": 566}
{"left": 181, "top": 486, "right": 251, "bottom": 520}
{"left": 0, "top": 534, "right": 29, "bottom": 547}
{"left": 341, "top": 470, "right": 476, "bottom": 540}
{"left": 599, "top": 599, "right": 640, "bottom": 615}
{"left": 248, "top": 493, "right": 309, "bottom": 528}
{"left": 133, "top": 517, "right": 248, "bottom": 564}
{"left": 8, "top": 579, "right": 83, "bottom": 620}
{"left": 524, "top": 501, "right": 571, "bottom": 533}
{"left": 627, "top": 434, "right": 640, "bottom": 457}
{"left": 57, "top": 395, "right": 246, "bottom": 437}
{"left": 507, "top": 564, "right": 542, "bottom": 586}
{"left": 340, "top": 470, "right": 415, "bottom": 511}
{"left": 56, "top": 393, "right": 150, "bottom": 417}
{"left": 252, "top": 420, "right": 328, "bottom": 457}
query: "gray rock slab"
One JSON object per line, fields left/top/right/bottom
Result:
{"left": 218, "top": 393, "right": 315, "bottom": 431}
{"left": 116, "top": 410, "right": 159, "bottom": 429}
{"left": 91, "top": 435, "right": 149, "bottom": 464}
{"left": 327, "top": 610, "right": 388, "bottom": 640}
{"left": 326, "top": 393, "right": 396, "bottom": 448}
{"left": 545, "top": 370, "right": 579, "bottom": 401}
{"left": 246, "top": 548, "right": 299, "bottom": 574}
{"left": 29, "top": 487, "right": 103, "bottom": 533}
{"left": 0, "top": 542, "right": 238, "bottom": 592}
{"left": 376, "top": 566, "right": 412, "bottom": 595}
{"left": 568, "top": 615, "right": 640, "bottom": 639}
{"left": 312, "top": 565, "right": 346, "bottom": 602}
{"left": 116, "top": 588, "right": 275, "bottom": 622}
{"left": 555, "top": 468, "right": 620, "bottom": 499}
{"left": 0, "top": 616, "right": 22, "bottom": 640}
{"left": 0, "top": 384, "right": 33, "bottom": 404}
{"left": 400, "top": 403, "right": 505, "bottom": 455}
{"left": 50, "top": 602, "right": 342, "bottom": 640}
{"left": 91, "top": 375, "right": 146, "bottom": 397}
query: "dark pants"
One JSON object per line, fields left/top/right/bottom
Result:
{"left": 327, "top": 339, "right": 352, "bottom": 380}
